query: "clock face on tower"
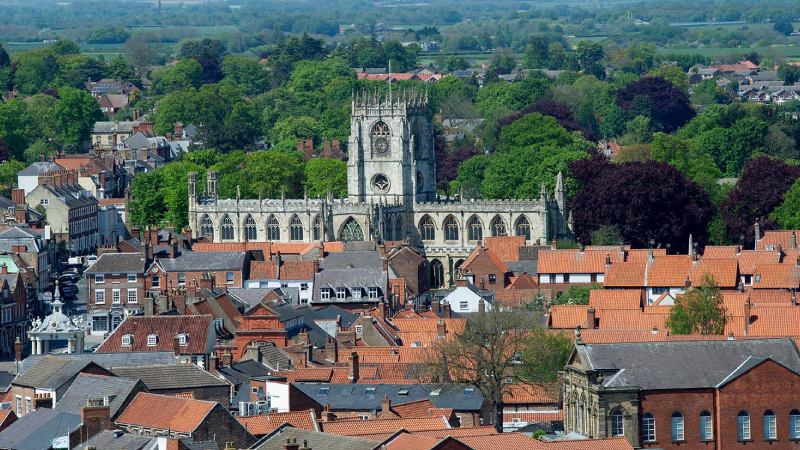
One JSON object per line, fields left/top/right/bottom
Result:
{"left": 374, "top": 137, "right": 389, "bottom": 154}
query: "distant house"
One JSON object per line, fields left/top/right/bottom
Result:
{"left": 98, "top": 94, "right": 129, "bottom": 117}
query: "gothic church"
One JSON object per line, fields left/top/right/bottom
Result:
{"left": 188, "top": 89, "right": 572, "bottom": 286}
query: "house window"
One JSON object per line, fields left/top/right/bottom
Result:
{"left": 127, "top": 274, "right": 137, "bottom": 282}
{"left": 738, "top": 411, "right": 750, "bottom": 440}
{"left": 764, "top": 410, "right": 776, "bottom": 440}
{"left": 355, "top": 325, "right": 362, "bottom": 333}
{"left": 128, "top": 289, "right": 137, "bottom": 304}
{"left": 460, "top": 301, "right": 469, "bottom": 310}
{"left": 743, "top": 275, "right": 752, "bottom": 285}
{"left": 488, "top": 274, "right": 496, "bottom": 284}
{"left": 364, "top": 387, "right": 376, "bottom": 395}
{"left": 300, "top": 283, "right": 308, "bottom": 291}
{"left": 700, "top": 411, "right": 713, "bottom": 440}
{"left": 368, "top": 287, "right": 379, "bottom": 299}
{"left": 671, "top": 412, "right": 684, "bottom": 441}
{"left": 642, "top": 413, "right": 655, "bottom": 442}
{"left": 352, "top": 288, "right": 362, "bottom": 299}
{"left": 226, "top": 272, "right": 234, "bottom": 284}
{"left": 147, "top": 334, "right": 157, "bottom": 346}
{"left": 25, "top": 398, "right": 31, "bottom": 414}
{"left": 95, "top": 274, "right": 105, "bottom": 284}
{"left": 549, "top": 274, "right": 556, "bottom": 283}
{"left": 178, "top": 334, "right": 188, "bottom": 346}
{"left": 40, "top": 199, "right": 49, "bottom": 205}
{"left": 112, "top": 289, "right": 120, "bottom": 304}
{"left": 121, "top": 334, "right": 133, "bottom": 346}
{"left": 95, "top": 290, "right": 105, "bottom": 304}
{"left": 178, "top": 273, "right": 186, "bottom": 285}
{"left": 790, "top": 410, "right": 800, "bottom": 439}
{"left": 652, "top": 287, "right": 666, "bottom": 294}
{"left": 336, "top": 287, "right": 347, "bottom": 299}
{"left": 151, "top": 276, "right": 160, "bottom": 288}
{"left": 321, "top": 289, "right": 330, "bottom": 300}
{"left": 15, "top": 396, "right": 21, "bottom": 416}
{"left": 563, "top": 274, "right": 570, "bottom": 283}
{"left": 611, "top": 410, "right": 624, "bottom": 437}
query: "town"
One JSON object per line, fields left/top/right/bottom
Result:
{"left": 2, "top": 0, "right": 800, "bottom": 449}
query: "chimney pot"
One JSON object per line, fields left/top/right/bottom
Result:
{"left": 586, "top": 307, "right": 596, "bottom": 330}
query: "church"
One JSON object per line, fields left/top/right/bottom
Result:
{"left": 187, "top": 89, "right": 572, "bottom": 287}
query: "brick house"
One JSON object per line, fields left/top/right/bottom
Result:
{"left": 562, "top": 337, "right": 800, "bottom": 449}
{"left": 231, "top": 302, "right": 287, "bottom": 360}
{"left": 85, "top": 252, "right": 147, "bottom": 335}
{"left": 114, "top": 392, "right": 256, "bottom": 447}
{"left": 0, "top": 268, "right": 30, "bottom": 356}
{"left": 150, "top": 251, "right": 248, "bottom": 290}
{"left": 95, "top": 315, "right": 218, "bottom": 369}
{"left": 460, "top": 245, "right": 511, "bottom": 289}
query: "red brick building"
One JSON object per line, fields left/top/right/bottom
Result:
{"left": 563, "top": 337, "right": 800, "bottom": 449}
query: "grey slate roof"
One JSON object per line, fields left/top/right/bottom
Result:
{"left": 319, "top": 250, "right": 384, "bottom": 270}
{"left": 578, "top": 338, "right": 800, "bottom": 390}
{"left": 0, "top": 227, "right": 43, "bottom": 253}
{"left": 272, "top": 304, "right": 329, "bottom": 348}
{"left": 55, "top": 374, "right": 142, "bottom": 417}
{"left": 218, "top": 359, "right": 272, "bottom": 388}
{"left": 252, "top": 425, "right": 378, "bottom": 450}
{"left": 111, "top": 364, "right": 230, "bottom": 390}
{"left": 12, "top": 356, "right": 85, "bottom": 388}
{"left": 159, "top": 251, "right": 246, "bottom": 272}
{"left": 18, "top": 351, "right": 179, "bottom": 375}
{"left": 505, "top": 260, "right": 538, "bottom": 275}
{"left": 312, "top": 267, "right": 388, "bottom": 303}
{"left": 70, "top": 430, "right": 155, "bottom": 450}
{"left": 18, "top": 161, "right": 66, "bottom": 176}
{"left": 291, "top": 383, "right": 485, "bottom": 412}
{"left": 0, "top": 409, "right": 81, "bottom": 450}
{"left": 85, "top": 252, "right": 147, "bottom": 274}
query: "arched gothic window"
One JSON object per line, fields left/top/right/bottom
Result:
{"left": 491, "top": 216, "right": 507, "bottom": 237}
{"left": 243, "top": 216, "right": 257, "bottom": 241}
{"left": 313, "top": 216, "right": 322, "bottom": 241}
{"left": 221, "top": 216, "right": 234, "bottom": 240}
{"left": 468, "top": 216, "right": 483, "bottom": 242}
{"left": 373, "top": 121, "right": 390, "bottom": 155}
{"left": 290, "top": 216, "right": 304, "bottom": 241}
{"left": 341, "top": 217, "right": 364, "bottom": 242}
{"left": 430, "top": 259, "right": 444, "bottom": 288}
{"left": 420, "top": 216, "right": 435, "bottom": 241}
{"left": 444, "top": 216, "right": 459, "bottom": 241}
{"left": 516, "top": 216, "right": 531, "bottom": 240}
{"left": 200, "top": 216, "right": 214, "bottom": 240}
{"left": 266, "top": 215, "right": 280, "bottom": 241}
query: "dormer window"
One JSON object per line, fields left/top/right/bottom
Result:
{"left": 336, "top": 287, "right": 347, "bottom": 299}
{"left": 147, "top": 334, "right": 157, "bottom": 346}
{"left": 368, "top": 287, "right": 379, "bottom": 299}
{"left": 321, "top": 289, "right": 331, "bottom": 300}
{"left": 121, "top": 334, "right": 133, "bottom": 346}
{"left": 352, "top": 288, "right": 362, "bottom": 299}
{"left": 178, "top": 334, "right": 188, "bottom": 346}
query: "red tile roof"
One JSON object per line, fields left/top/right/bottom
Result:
{"left": 96, "top": 315, "right": 212, "bottom": 355}
{"left": 383, "top": 433, "right": 445, "bottom": 450}
{"left": 752, "top": 263, "right": 800, "bottom": 289}
{"left": 756, "top": 230, "right": 800, "bottom": 250}
{"left": 538, "top": 250, "right": 608, "bottom": 274}
{"left": 647, "top": 255, "right": 692, "bottom": 286}
{"left": 484, "top": 236, "right": 526, "bottom": 262}
{"left": 688, "top": 259, "right": 739, "bottom": 287}
{"left": 457, "top": 433, "right": 543, "bottom": 449}
{"left": 588, "top": 290, "right": 642, "bottom": 317}
{"left": 701, "top": 246, "right": 740, "bottom": 260}
{"left": 504, "top": 410, "right": 563, "bottom": 424}
{"left": 236, "top": 409, "right": 318, "bottom": 435}
{"left": 462, "top": 246, "right": 509, "bottom": 273}
{"left": 320, "top": 416, "right": 451, "bottom": 436}
{"left": 502, "top": 383, "right": 558, "bottom": 404}
{"left": 250, "top": 260, "right": 276, "bottom": 279}
{"left": 539, "top": 437, "right": 634, "bottom": 449}
{"left": 603, "top": 263, "right": 646, "bottom": 287}
{"left": 549, "top": 305, "right": 589, "bottom": 329}
{"left": 495, "top": 289, "right": 539, "bottom": 308}
{"left": 115, "top": 393, "right": 215, "bottom": 433}
{"left": 391, "top": 399, "right": 437, "bottom": 418}
{"left": 738, "top": 250, "right": 781, "bottom": 274}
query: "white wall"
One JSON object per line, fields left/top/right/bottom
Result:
{"left": 537, "top": 273, "right": 603, "bottom": 284}
{"left": 18, "top": 175, "right": 39, "bottom": 196}
{"left": 265, "top": 381, "right": 290, "bottom": 412}
{"left": 244, "top": 279, "right": 313, "bottom": 305}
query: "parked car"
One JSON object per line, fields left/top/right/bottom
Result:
{"left": 60, "top": 289, "right": 77, "bottom": 301}
{"left": 61, "top": 282, "right": 79, "bottom": 293}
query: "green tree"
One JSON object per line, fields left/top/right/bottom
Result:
{"left": 151, "top": 59, "right": 203, "bottom": 95}
{"left": 774, "top": 19, "right": 795, "bottom": 36}
{"left": 665, "top": 274, "right": 726, "bottom": 335}
{"left": 160, "top": 162, "right": 206, "bottom": 229}
{"left": 23, "top": 139, "right": 55, "bottom": 165}
{"left": 771, "top": 179, "right": 800, "bottom": 230}
{"left": 274, "top": 116, "right": 321, "bottom": 143}
{"left": 12, "top": 49, "right": 59, "bottom": 95}
{"left": 551, "top": 283, "right": 603, "bottom": 306}
{"left": 54, "top": 87, "right": 103, "bottom": 150}
{"left": 590, "top": 225, "right": 624, "bottom": 245}
{"left": 0, "top": 100, "right": 28, "bottom": 159}
{"left": 516, "top": 328, "right": 573, "bottom": 384}
{"left": 778, "top": 64, "right": 800, "bottom": 85}
{"left": 108, "top": 55, "right": 136, "bottom": 82}
{"left": 0, "top": 159, "right": 24, "bottom": 197}
{"left": 645, "top": 65, "right": 689, "bottom": 88}
{"left": 58, "top": 55, "right": 109, "bottom": 88}
{"left": 221, "top": 57, "right": 270, "bottom": 96}
{"left": 305, "top": 158, "right": 347, "bottom": 198}
{"left": 50, "top": 39, "right": 81, "bottom": 56}
{"left": 129, "top": 171, "right": 166, "bottom": 227}
{"left": 178, "top": 38, "right": 227, "bottom": 63}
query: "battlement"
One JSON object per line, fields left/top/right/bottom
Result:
{"left": 352, "top": 88, "right": 429, "bottom": 116}
{"left": 413, "top": 197, "right": 550, "bottom": 213}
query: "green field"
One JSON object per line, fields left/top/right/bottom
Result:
{"left": 655, "top": 46, "right": 800, "bottom": 58}
{"left": 4, "top": 41, "right": 172, "bottom": 57}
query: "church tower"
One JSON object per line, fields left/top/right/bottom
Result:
{"left": 347, "top": 89, "right": 436, "bottom": 204}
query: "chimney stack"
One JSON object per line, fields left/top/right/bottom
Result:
{"left": 443, "top": 302, "right": 451, "bottom": 318}
{"left": 744, "top": 299, "right": 751, "bottom": 335}
{"left": 173, "top": 334, "right": 181, "bottom": 356}
{"left": 382, "top": 257, "right": 388, "bottom": 272}
{"left": 348, "top": 351, "right": 359, "bottom": 382}
{"left": 324, "top": 337, "right": 338, "bottom": 363}
{"left": 436, "top": 319, "right": 446, "bottom": 338}
{"left": 284, "top": 438, "right": 300, "bottom": 450}
{"left": 81, "top": 400, "right": 113, "bottom": 438}
{"left": 321, "top": 404, "right": 335, "bottom": 422}
{"left": 14, "top": 337, "right": 21, "bottom": 362}
{"left": 478, "top": 298, "right": 485, "bottom": 314}
{"left": 431, "top": 298, "right": 440, "bottom": 313}
{"left": 297, "top": 330, "right": 309, "bottom": 346}
{"left": 381, "top": 395, "right": 391, "bottom": 416}
{"left": 792, "top": 232, "right": 797, "bottom": 250}
{"left": 586, "top": 307, "right": 596, "bottom": 330}
{"left": 312, "top": 257, "right": 320, "bottom": 274}
{"left": 169, "top": 238, "right": 178, "bottom": 259}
